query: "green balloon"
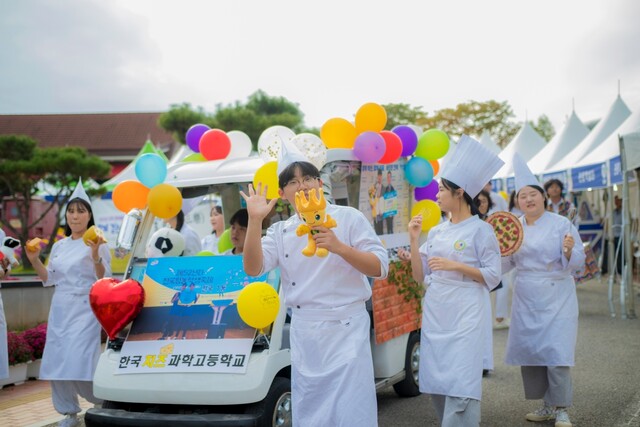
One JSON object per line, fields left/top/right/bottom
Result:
{"left": 183, "top": 153, "right": 207, "bottom": 162}
{"left": 196, "top": 250, "right": 215, "bottom": 256}
{"left": 217, "top": 228, "right": 233, "bottom": 253}
{"left": 415, "top": 129, "right": 450, "bottom": 160}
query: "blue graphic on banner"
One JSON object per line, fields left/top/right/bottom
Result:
{"left": 571, "top": 163, "right": 608, "bottom": 190}
{"left": 609, "top": 156, "right": 623, "bottom": 185}
{"left": 145, "top": 256, "right": 272, "bottom": 295}
{"left": 491, "top": 179, "right": 503, "bottom": 192}
{"left": 506, "top": 177, "right": 515, "bottom": 195}
{"left": 541, "top": 171, "right": 569, "bottom": 189}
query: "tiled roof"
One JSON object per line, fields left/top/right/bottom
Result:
{"left": 0, "top": 112, "right": 179, "bottom": 159}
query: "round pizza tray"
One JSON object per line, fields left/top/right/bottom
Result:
{"left": 486, "top": 211, "right": 523, "bottom": 256}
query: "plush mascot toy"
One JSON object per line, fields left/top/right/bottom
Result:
{"left": 0, "top": 237, "right": 21, "bottom": 268}
{"left": 146, "top": 228, "right": 186, "bottom": 258}
{"left": 294, "top": 188, "right": 337, "bottom": 257}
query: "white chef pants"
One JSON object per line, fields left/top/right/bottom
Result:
{"left": 430, "top": 394, "right": 480, "bottom": 427}
{"left": 51, "top": 380, "right": 102, "bottom": 415}
{"left": 521, "top": 366, "right": 573, "bottom": 407}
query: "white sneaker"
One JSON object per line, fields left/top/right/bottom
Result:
{"left": 555, "top": 408, "right": 572, "bottom": 427}
{"left": 58, "top": 414, "right": 80, "bottom": 427}
{"left": 526, "top": 404, "right": 556, "bottom": 422}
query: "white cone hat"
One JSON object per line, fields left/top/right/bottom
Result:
{"left": 277, "top": 138, "right": 309, "bottom": 176}
{"left": 69, "top": 178, "right": 91, "bottom": 205}
{"left": 513, "top": 153, "right": 541, "bottom": 194}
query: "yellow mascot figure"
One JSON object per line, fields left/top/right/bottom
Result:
{"left": 295, "top": 188, "right": 337, "bottom": 257}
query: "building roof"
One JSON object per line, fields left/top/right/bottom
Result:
{"left": 0, "top": 112, "right": 179, "bottom": 161}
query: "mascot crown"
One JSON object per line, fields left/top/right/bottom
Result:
{"left": 295, "top": 188, "right": 326, "bottom": 212}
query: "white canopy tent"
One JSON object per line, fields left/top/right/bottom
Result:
{"left": 544, "top": 95, "right": 631, "bottom": 178}
{"left": 529, "top": 110, "right": 590, "bottom": 175}
{"left": 478, "top": 130, "right": 501, "bottom": 155}
{"left": 495, "top": 122, "right": 546, "bottom": 179}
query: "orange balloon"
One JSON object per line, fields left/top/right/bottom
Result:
{"left": 320, "top": 117, "right": 357, "bottom": 149}
{"left": 113, "top": 180, "right": 150, "bottom": 213}
{"left": 355, "top": 103, "right": 387, "bottom": 133}
{"left": 429, "top": 160, "right": 439, "bottom": 176}
{"left": 147, "top": 184, "right": 183, "bottom": 219}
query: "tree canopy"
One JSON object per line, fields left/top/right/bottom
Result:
{"left": 384, "top": 100, "right": 555, "bottom": 147}
{"left": 0, "top": 135, "right": 111, "bottom": 266}
{"left": 159, "top": 90, "right": 307, "bottom": 150}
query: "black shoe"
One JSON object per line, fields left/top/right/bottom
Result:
{"left": 482, "top": 369, "right": 490, "bottom": 377}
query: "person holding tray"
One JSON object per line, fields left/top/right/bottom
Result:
{"left": 406, "top": 135, "right": 503, "bottom": 426}
{"left": 502, "top": 154, "right": 585, "bottom": 427}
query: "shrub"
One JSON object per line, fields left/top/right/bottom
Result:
{"left": 22, "top": 323, "right": 47, "bottom": 360}
{"left": 7, "top": 331, "right": 34, "bottom": 365}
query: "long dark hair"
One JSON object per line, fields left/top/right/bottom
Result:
{"left": 63, "top": 199, "right": 95, "bottom": 237}
{"left": 473, "top": 189, "right": 494, "bottom": 219}
{"left": 441, "top": 178, "right": 480, "bottom": 217}
{"left": 175, "top": 210, "right": 185, "bottom": 232}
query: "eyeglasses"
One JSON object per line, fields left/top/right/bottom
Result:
{"left": 285, "top": 176, "right": 318, "bottom": 189}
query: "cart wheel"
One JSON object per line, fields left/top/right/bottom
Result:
{"left": 393, "top": 331, "right": 421, "bottom": 397}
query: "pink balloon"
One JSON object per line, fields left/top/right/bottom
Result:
{"left": 414, "top": 180, "right": 439, "bottom": 201}
{"left": 353, "top": 132, "right": 385, "bottom": 164}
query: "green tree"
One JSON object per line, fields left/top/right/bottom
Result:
{"left": 417, "top": 100, "right": 521, "bottom": 148}
{"left": 383, "top": 103, "right": 428, "bottom": 130}
{"left": 158, "top": 103, "right": 210, "bottom": 144}
{"left": 158, "top": 90, "right": 307, "bottom": 151}
{"left": 529, "top": 114, "right": 555, "bottom": 142}
{"left": 0, "top": 135, "right": 111, "bottom": 266}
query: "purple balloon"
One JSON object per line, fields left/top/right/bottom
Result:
{"left": 353, "top": 132, "right": 385, "bottom": 163}
{"left": 414, "top": 180, "right": 439, "bottom": 201}
{"left": 186, "top": 124, "right": 210, "bottom": 153}
{"left": 392, "top": 125, "right": 418, "bottom": 157}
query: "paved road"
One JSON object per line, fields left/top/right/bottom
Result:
{"left": 377, "top": 277, "right": 640, "bottom": 426}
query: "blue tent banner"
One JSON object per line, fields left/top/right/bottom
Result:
{"left": 609, "top": 156, "right": 622, "bottom": 185}
{"left": 571, "top": 163, "right": 608, "bottom": 190}
{"left": 491, "top": 178, "right": 504, "bottom": 192}
{"left": 506, "top": 177, "right": 515, "bottom": 195}
{"left": 541, "top": 171, "right": 569, "bottom": 189}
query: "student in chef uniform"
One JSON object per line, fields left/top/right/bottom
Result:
{"left": 241, "top": 140, "right": 388, "bottom": 427}
{"left": 407, "top": 135, "right": 503, "bottom": 426}
{"left": 26, "top": 179, "right": 111, "bottom": 427}
{"left": 503, "top": 154, "right": 585, "bottom": 427}
{"left": 201, "top": 206, "right": 225, "bottom": 254}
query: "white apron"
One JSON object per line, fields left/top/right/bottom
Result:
{"left": 0, "top": 290, "right": 8, "bottom": 379}
{"left": 505, "top": 271, "right": 578, "bottom": 366}
{"left": 420, "top": 277, "right": 488, "bottom": 401}
{"left": 290, "top": 302, "right": 377, "bottom": 427}
{"left": 40, "top": 237, "right": 109, "bottom": 380}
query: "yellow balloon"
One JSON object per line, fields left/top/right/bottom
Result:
{"left": 320, "top": 117, "right": 357, "bottom": 149}
{"left": 411, "top": 200, "right": 442, "bottom": 231}
{"left": 355, "top": 102, "right": 387, "bottom": 133}
{"left": 237, "top": 282, "right": 280, "bottom": 330}
{"left": 253, "top": 161, "right": 280, "bottom": 199}
{"left": 147, "top": 183, "right": 183, "bottom": 219}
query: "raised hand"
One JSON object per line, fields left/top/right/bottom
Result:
{"left": 240, "top": 182, "right": 278, "bottom": 221}
{"left": 408, "top": 214, "right": 423, "bottom": 242}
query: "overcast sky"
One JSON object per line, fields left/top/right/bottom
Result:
{"left": 1, "top": 0, "right": 638, "bottom": 135}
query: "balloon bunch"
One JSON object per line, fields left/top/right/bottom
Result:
{"left": 252, "top": 126, "right": 329, "bottom": 200}
{"left": 183, "top": 124, "right": 252, "bottom": 162}
{"left": 112, "top": 153, "right": 182, "bottom": 219}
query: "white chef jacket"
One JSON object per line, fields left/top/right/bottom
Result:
{"left": 502, "top": 211, "right": 585, "bottom": 366}
{"left": 418, "top": 215, "right": 501, "bottom": 401}
{"left": 490, "top": 191, "right": 509, "bottom": 213}
{"left": 41, "top": 236, "right": 112, "bottom": 380}
{"left": 259, "top": 203, "right": 388, "bottom": 426}
{"left": 180, "top": 224, "right": 202, "bottom": 256}
{"left": 201, "top": 233, "right": 221, "bottom": 254}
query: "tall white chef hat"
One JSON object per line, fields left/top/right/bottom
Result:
{"left": 513, "top": 153, "right": 541, "bottom": 195}
{"left": 276, "top": 138, "right": 309, "bottom": 176}
{"left": 68, "top": 178, "right": 91, "bottom": 206}
{"left": 440, "top": 135, "right": 504, "bottom": 198}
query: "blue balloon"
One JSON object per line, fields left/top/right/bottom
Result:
{"left": 135, "top": 153, "right": 167, "bottom": 188}
{"left": 405, "top": 157, "right": 434, "bottom": 187}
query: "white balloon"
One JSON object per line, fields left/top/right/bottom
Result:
{"left": 227, "top": 130, "right": 252, "bottom": 159}
{"left": 146, "top": 228, "right": 185, "bottom": 258}
{"left": 291, "top": 133, "right": 327, "bottom": 170}
{"left": 257, "top": 126, "right": 295, "bottom": 162}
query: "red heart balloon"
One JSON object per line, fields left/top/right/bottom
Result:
{"left": 90, "top": 277, "right": 145, "bottom": 340}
